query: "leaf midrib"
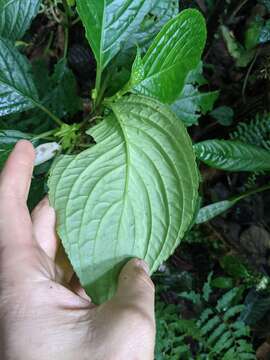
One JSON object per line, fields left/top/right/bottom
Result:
{"left": 112, "top": 107, "right": 132, "bottom": 257}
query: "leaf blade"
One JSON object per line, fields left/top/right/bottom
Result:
{"left": 194, "top": 139, "right": 270, "bottom": 172}
{"left": 48, "top": 95, "right": 199, "bottom": 304}
{"left": 77, "top": 0, "right": 152, "bottom": 70}
{"left": 0, "top": 37, "right": 39, "bottom": 116}
{"left": 0, "top": 0, "right": 41, "bottom": 40}
{"left": 132, "top": 9, "right": 207, "bottom": 103}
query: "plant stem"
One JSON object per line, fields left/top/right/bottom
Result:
{"left": 35, "top": 102, "right": 63, "bottom": 126}
{"left": 94, "top": 65, "right": 102, "bottom": 109}
{"left": 62, "top": 0, "right": 70, "bottom": 58}
{"left": 233, "top": 184, "right": 270, "bottom": 203}
{"left": 63, "top": 26, "right": 69, "bottom": 58}
{"left": 229, "top": 0, "right": 249, "bottom": 22}
{"left": 32, "top": 129, "right": 59, "bottom": 141}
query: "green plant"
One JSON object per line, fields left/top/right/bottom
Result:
{"left": 0, "top": 0, "right": 270, "bottom": 306}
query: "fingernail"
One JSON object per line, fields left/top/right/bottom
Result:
{"left": 135, "top": 259, "right": 150, "bottom": 275}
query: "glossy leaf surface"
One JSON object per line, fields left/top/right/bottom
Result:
{"left": 133, "top": 9, "right": 207, "bottom": 103}
{"left": 0, "top": 38, "right": 39, "bottom": 116}
{"left": 194, "top": 140, "right": 270, "bottom": 172}
{"left": 76, "top": 0, "right": 152, "bottom": 70}
{"left": 0, "top": 0, "right": 41, "bottom": 40}
{"left": 48, "top": 95, "right": 199, "bottom": 304}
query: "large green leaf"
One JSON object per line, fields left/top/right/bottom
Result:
{"left": 132, "top": 9, "right": 207, "bottom": 103}
{"left": 76, "top": 0, "right": 153, "bottom": 71}
{"left": 0, "top": 0, "right": 41, "bottom": 40}
{"left": 194, "top": 140, "right": 270, "bottom": 172}
{"left": 48, "top": 95, "right": 199, "bottom": 304}
{"left": 0, "top": 37, "right": 39, "bottom": 116}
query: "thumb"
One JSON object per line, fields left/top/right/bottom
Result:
{"left": 95, "top": 260, "right": 155, "bottom": 359}
{"left": 116, "top": 259, "right": 155, "bottom": 314}
{"left": 114, "top": 259, "right": 155, "bottom": 336}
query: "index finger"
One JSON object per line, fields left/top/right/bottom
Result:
{"left": 0, "top": 140, "right": 35, "bottom": 201}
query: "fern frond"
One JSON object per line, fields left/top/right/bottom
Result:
{"left": 197, "top": 288, "right": 255, "bottom": 359}
{"left": 230, "top": 112, "right": 270, "bottom": 150}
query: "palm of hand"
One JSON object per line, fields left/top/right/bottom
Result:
{"left": 0, "top": 141, "right": 155, "bottom": 360}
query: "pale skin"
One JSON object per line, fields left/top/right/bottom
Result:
{"left": 0, "top": 140, "right": 156, "bottom": 360}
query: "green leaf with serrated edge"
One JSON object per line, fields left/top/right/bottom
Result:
{"left": 0, "top": 37, "right": 39, "bottom": 116}
{"left": 194, "top": 139, "right": 270, "bottom": 172}
{"left": 48, "top": 95, "right": 199, "bottom": 304}
{"left": 0, "top": 0, "right": 41, "bottom": 40}
{"left": 76, "top": 0, "right": 152, "bottom": 71}
{"left": 171, "top": 84, "right": 219, "bottom": 126}
{"left": 132, "top": 9, "right": 207, "bottom": 103}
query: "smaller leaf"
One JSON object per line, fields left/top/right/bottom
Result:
{"left": 216, "top": 287, "right": 241, "bottom": 312}
{"left": 132, "top": 9, "right": 207, "bottom": 103}
{"left": 221, "top": 256, "right": 250, "bottom": 279}
{"left": 211, "top": 277, "right": 234, "bottom": 289}
{"left": 194, "top": 139, "right": 270, "bottom": 172}
{"left": 210, "top": 106, "right": 234, "bottom": 126}
{"left": 196, "top": 200, "right": 235, "bottom": 224}
{"left": 203, "top": 271, "right": 213, "bottom": 302}
{"left": 171, "top": 84, "right": 219, "bottom": 126}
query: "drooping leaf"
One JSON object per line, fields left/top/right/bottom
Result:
{"left": 194, "top": 139, "right": 270, "bottom": 172}
{"left": 132, "top": 9, "right": 207, "bottom": 103}
{"left": 48, "top": 95, "right": 199, "bottom": 304}
{"left": 171, "top": 84, "right": 219, "bottom": 126}
{"left": 76, "top": 0, "right": 153, "bottom": 71}
{"left": 0, "top": 37, "right": 39, "bottom": 116}
{"left": 210, "top": 106, "right": 234, "bottom": 126}
{"left": 0, "top": 0, "right": 41, "bottom": 40}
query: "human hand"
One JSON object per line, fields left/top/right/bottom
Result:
{"left": 0, "top": 141, "right": 155, "bottom": 360}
